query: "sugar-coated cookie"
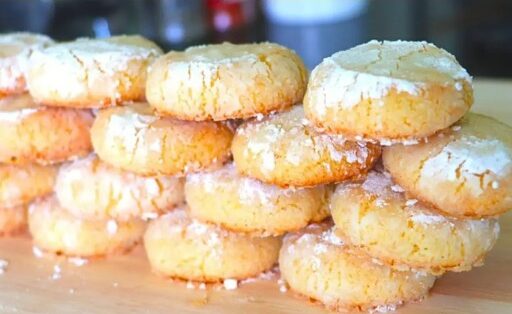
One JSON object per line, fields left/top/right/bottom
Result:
{"left": 331, "top": 171, "right": 499, "bottom": 274}
{"left": 0, "top": 163, "right": 56, "bottom": 208}
{"left": 185, "top": 163, "right": 330, "bottom": 236}
{"left": 29, "top": 196, "right": 146, "bottom": 257}
{"left": 231, "top": 106, "right": 381, "bottom": 187}
{"left": 0, "top": 32, "right": 53, "bottom": 97}
{"left": 279, "top": 222, "right": 436, "bottom": 312}
{"left": 304, "top": 40, "right": 473, "bottom": 142}
{"left": 0, "top": 205, "right": 26, "bottom": 236}
{"left": 0, "top": 94, "right": 93, "bottom": 165}
{"left": 28, "top": 35, "right": 162, "bottom": 108}
{"left": 144, "top": 208, "right": 281, "bottom": 282}
{"left": 91, "top": 103, "right": 233, "bottom": 176}
{"left": 146, "top": 42, "right": 307, "bottom": 121}
{"left": 383, "top": 113, "right": 512, "bottom": 218}
{"left": 55, "top": 155, "right": 184, "bottom": 221}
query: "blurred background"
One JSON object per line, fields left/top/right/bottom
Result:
{"left": 1, "top": 0, "right": 511, "bottom": 76}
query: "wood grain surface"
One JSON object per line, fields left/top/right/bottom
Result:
{"left": 0, "top": 79, "right": 510, "bottom": 314}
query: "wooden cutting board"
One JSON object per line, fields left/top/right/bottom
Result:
{"left": 0, "top": 79, "right": 511, "bottom": 314}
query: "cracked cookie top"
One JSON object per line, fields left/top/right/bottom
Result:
{"left": 146, "top": 42, "right": 307, "bottom": 121}
{"left": 383, "top": 112, "right": 512, "bottom": 218}
{"left": 304, "top": 40, "right": 473, "bottom": 141}
{"left": 91, "top": 102, "right": 233, "bottom": 176}
{"left": 27, "top": 35, "right": 162, "bottom": 108}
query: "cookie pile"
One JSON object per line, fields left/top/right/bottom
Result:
{"left": 141, "top": 43, "right": 309, "bottom": 283}
{"left": 0, "top": 33, "right": 61, "bottom": 235}
{"left": 279, "top": 40, "right": 511, "bottom": 311}
{"left": 1, "top": 32, "right": 511, "bottom": 312}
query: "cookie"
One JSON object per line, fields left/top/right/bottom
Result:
{"left": 330, "top": 171, "right": 500, "bottom": 274}
{"left": 0, "top": 94, "right": 93, "bottom": 165}
{"left": 28, "top": 196, "right": 146, "bottom": 257}
{"left": 55, "top": 155, "right": 185, "bottom": 221}
{"left": 231, "top": 106, "right": 381, "bottom": 187}
{"left": 279, "top": 222, "right": 436, "bottom": 312}
{"left": 91, "top": 103, "right": 233, "bottom": 176}
{"left": 0, "top": 32, "right": 53, "bottom": 97}
{"left": 304, "top": 40, "right": 473, "bottom": 142}
{"left": 0, "top": 205, "right": 26, "bottom": 236}
{"left": 185, "top": 163, "right": 330, "bottom": 236}
{"left": 146, "top": 42, "right": 307, "bottom": 121}
{"left": 27, "top": 35, "right": 162, "bottom": 108}
{"left": 144, "top": 208, "right": 281, "bottom": 282}
{"left": 383, "top": 113, "right": 512, "bottom": 218}
{"left": 0, "top": 163, "right": 57, "bottom": 208}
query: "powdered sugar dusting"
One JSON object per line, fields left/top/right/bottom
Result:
{"left": 421, "top": 135, "right": 511, "bottom": 196}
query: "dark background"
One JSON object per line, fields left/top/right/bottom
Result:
{"left": 1, "top": 0, "right": 511, "bottom": 77}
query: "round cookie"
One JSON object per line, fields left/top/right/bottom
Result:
{"left": 55, "top": 155, "right": 185, "bottom": 221}
{"left": 185, "top": 163, "right": 331, "bottom": 236}
{"left": 231, "top": 106, "right": 381, "bottom": 187}
{"left": 91, "top": 102, "right": 233, "bottom": 176}
{"left": 146, "top": 42, "right": 307, "bottom": 121}
{"left": 0, "top": 205, "right": 26, "bottom": 236}
{"left": 27, "top": 35, "right": 162, "bottom": 108}
{"left": 279, "top": 222, "right": 436, "bottom": 312}
{"left": 330, "top": 171, "right": 500, "bottom": 274}
{"left": 304, "top": 40, "right": 473, "bottom": 142}
{"left": 0, "top": 94, "right": 93, "bottom": 165}
{"left": 28, "top": 196, "right": 146, "bottom": 257}
{"left": 0, "top": 163, "right": 57, "bottom": 208}
{"left": 383, "top": 113, "right": 512, "bottom": 218}
{"left": 0, "top": 32, "right": 53, "bottom": 97}
{"left": 144, "top": 208, "right": 281, "bottom": 282}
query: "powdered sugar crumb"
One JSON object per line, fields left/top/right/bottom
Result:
{"left": 223, "top": 278, "right": 238, "bottom": 290}
{"left": 0, "top": 259, "right": 8, "bottom": 274}
{"left": 405, "top": 199, "right": 418, "bottom": 207}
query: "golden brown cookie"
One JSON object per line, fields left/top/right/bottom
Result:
{"left": 0, "top": 32, "right": 53, "bottom": 97}
{"left": 304, "top": 40, "right": 473, "bottom": 142}
{"left": 0, "top": 94, "right": 93, "bottom": 165}
{"left": 27, "top": 35, "right": 162, "bottom": 108}
{"left": 55, "top": 155, "right": 185, "bottom": 221}
{"left": 231, "top": 106, "right": 381, "bottom": 187}
{"left": 146, "top": 42, "right": 307, "bottom": 121}
{"left": 144, "top": 208, "right": 281, "bottom": 282}
{"left": 0, "top": 163, "right": 56, "bottom": 208}
{"left": 185, "top": 163, "right": 330, "bottom": 236}
{"left": 279, "top": 222, "right": 436, "bottom": 312}
{"left": 0, "top": 205, "right": 26, "bottom": 236}
{"left": 91, "top": 103, "right": 233, "bottom": 176}
{"left": 383, "top": 113, "right": 512, "bottom": 218}
{"left": 330, "top": 171, "right": 500, "bottom": 274}
{"left": 28, "top": 195, "right": 146, "bottom": 257}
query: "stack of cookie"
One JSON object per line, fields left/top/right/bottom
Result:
{"left": 22, "top": 35, "right": 179, "bottom": 258}
{"left": 0, "top": 33, "right": 65, "bottom": 236}
{"left": 138, "top": 42, "right": 319, "bottom": 285}
{"left": 278, "top": 40, "right": 512, "bottom": 312}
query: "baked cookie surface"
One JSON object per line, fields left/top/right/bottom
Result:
{"left": 330, "top": 171, "right": 500, "bottom": 274}
{"left": 0, "top": 163, "right": 57, "bottom": 208}
{"left": 0, "top": 205, "right": 27, "bottom": 236}
{"left": 304, "top": 40, "right": 473, "bottom": 142}
{"left": 91, "top": 103, "right": 233, "bottom": 176}
{"left": 279, "top": 222, "right": 436, "bottom": 312}
{"left": 383, "top": 113, "right": 512, "bottom": 218}
{"left": 0, "top": 32, "right": 53, "bottom": 97}
{"left": 29, "top": 196, "right": 146, "bottom": 257}
{"left": 55, "top": 155, "right": 184, "bottom": 221}
{"left": 27, "top": 35, "right": 162, "bottom": 108}
{"left": 144, "top": 208, "right": 281, "bottom": 282}
{"left": 146, "top": 42, "right": 307, "bottom": 121}
{"left": 185, "top": 163, "right": 330, "bottom": 236}
{"left": 232, "top": 106, "right": 381, "bottom": 187}
{"left": 0, "top": 94, "right": 93, "bottom": 165}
